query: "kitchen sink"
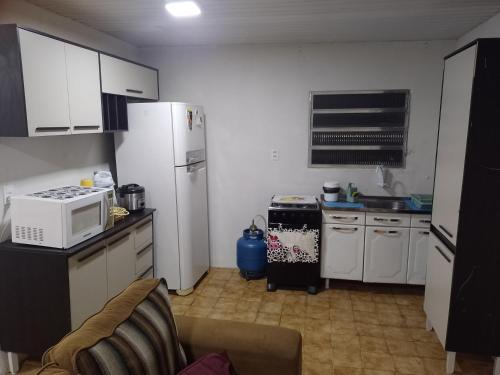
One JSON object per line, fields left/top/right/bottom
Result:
{"left": 357, "top": 196, "right": 408, "bottom": 211}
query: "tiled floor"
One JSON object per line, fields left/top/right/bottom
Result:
{"left": 171, "top": 267, "right": 494, "bottom": 375}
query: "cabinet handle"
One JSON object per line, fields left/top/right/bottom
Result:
{"left": 374, "top": 217, "right": 400, "bottom": 222}
{"left": 126, "top": 89, "right": 144, "bottom": 94}
{"left": 137, "top": 218, "right": 153, "bottom": 230}
{"left": 73, "top": 126, "right": 101, "bottom": 130}
{"left": 419, "top": 231, "right": 430, "bottom": 235}
{"left": 331, "top": 215, "right": 357, "bottom": 220}
{"left": 35, "top": 127, "right": 70, "bottom": 133}
{"left": 78, "top": 246, "right": 106, "bottom": 263}
{"left": 420, "top": 220, "right": 431, "bottom": 224}
{"left": 435, "top": 245, "right": 451, "bottom": 263}
{"left": 374, "top": 229, "right": 399, "bottom": 235}
{"left": 108, "top": 233, "right": 130, "bottom": 247}
{"left": 139, "top": 266, "right": 154, "bottom": 279}
{"left": 137, "top": 243, "right": 152, "bottom": 256}
{"left": 438, "top": 225, "right": 453, "bottom": 238}
{"left": 331, "top": 226, "right": 358, "bottom": 232}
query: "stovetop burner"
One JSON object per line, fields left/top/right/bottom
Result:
{"left": 269, "top": 195, "right": 319, "bottom": 210}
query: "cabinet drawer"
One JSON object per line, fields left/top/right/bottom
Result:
{"left": 322, "top": 210, "right": 365, "bottom": 225}
{"left": 366, "top": 212, "right": 410, "bottom": 227}
{"left": 138, "top": 266, "right": 154, "bottom": 280}
{"left": 136, "top": 244, "right": 153, "bottom": 275}
{"left": 134, "top": 217, "right": 153, "bottom": 250}
{"left": 100, "top": 54, "right": 158, "bottom": 100}
{"left": 410, "top": 215, "right": 431, "bottom": 229}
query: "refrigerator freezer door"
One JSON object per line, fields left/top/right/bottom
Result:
{"left": 172, "top": 103, "right": 206, "bottom": 166}
{"left": 175, "top": 161, "right": 210, "bottom": 290}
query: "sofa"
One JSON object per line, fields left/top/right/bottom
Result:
{"left": 32, "top": 278, "right": 302, "bottom": 375}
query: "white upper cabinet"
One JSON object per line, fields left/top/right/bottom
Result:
{"left": 100, "top": 54, "right": 159, "bottom": 100}
{"left": 431, "top": 45, "right": 477, "bottom": 245}
{"left": 18, "top": 29, "right": 72, "bottom": 137}
{"left": 64, "top": 43, "right": 103, "bottom": 133}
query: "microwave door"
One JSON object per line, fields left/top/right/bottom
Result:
{"left": 64, "top": 194, "right": 105, "bottom": 248}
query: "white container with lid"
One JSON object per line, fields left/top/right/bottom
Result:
{"left": 323, "top": 181, "right": 340, "bottom": 202}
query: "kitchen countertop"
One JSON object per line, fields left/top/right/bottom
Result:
{"left": 0, "top": 208, "right": 155, "bottom": 256}
{"left": 321, "top": 196, "right": 431, "bottom": 215}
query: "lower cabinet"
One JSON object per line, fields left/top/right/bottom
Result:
{"left": 68, "top": 243, "right": 108, "bottom": 330}
{"left": 321, "top": 224, "right": 365, "bottom": 281}
{"left": 407, "top": 228, "right": 430, "bottom": 285}
{"left": 424, "top": 232, "right": 454, "bottom": 346}
{"left": 107, "top": 232, "right": 136, "bottom": 299}
{"left": 0, "top": 210, "right": 155, "bottom": 357}
{"left": 363, "top": 226, "right": 410, "bottom": 283}
{"left": 68, "top": 216, "right": 154, "bottom": 329}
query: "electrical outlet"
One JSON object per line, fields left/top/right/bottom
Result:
{"left": 271, "top": 149, "right": 279, "bottom": 161}
{"left": 3, "top": 184, "right": 14, "bottom": 205}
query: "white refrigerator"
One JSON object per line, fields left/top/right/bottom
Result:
{"left": 114, "top": 102, "right": 210, "bottom": 294}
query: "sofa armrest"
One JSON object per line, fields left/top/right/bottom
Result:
{"left": 175, "top": 316, "right": 302, "bottom": 375}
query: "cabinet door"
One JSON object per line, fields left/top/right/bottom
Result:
{"left": 321, "top": 224, "right": 364, "bottom": 281}
{"left": 424, "top": 232, "right": 454, "bottom": 347}
{"left": 432, "top": 45, "right": 477, "bottom": 246}
{"left": 364, "top": 226, "right": 410, "bottom": 283}
{"left": 107, "top": 232, "right": 135, "bottom": 298}
{"left": 407, "top": 228, "right": 430, "bottom": 285}
{"left": 18, "top": 29, "right": 71, "bottom": 136}
{"left": 64, "top": 44, "right": 103, "bottom": 133}
{"left": 100, "top": 54, "right": 158, "bottom": 100}
{"left": 68, "top": 243, "right": 107, "bottom": 330}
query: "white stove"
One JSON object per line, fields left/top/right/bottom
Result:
{"left": 270, "top": 195, "right": 319, "bottom": 210}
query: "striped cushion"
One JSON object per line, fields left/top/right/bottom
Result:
{"left": 41, "top": 278, "right": 187, "bottom": 375}
{"left": 75, "top": 279, "right": 186, "bottom": 375}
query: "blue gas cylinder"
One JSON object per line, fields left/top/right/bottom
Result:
{"left": 237, "top": 221, "right": 267, "bottom": 280}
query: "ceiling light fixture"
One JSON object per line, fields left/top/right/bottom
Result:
{"left": 165, "top": 1, "right": 201, "bottom": 17}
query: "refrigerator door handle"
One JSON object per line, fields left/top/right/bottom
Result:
{"left": 187, "top": 162, "right": 206, "bottom": 174}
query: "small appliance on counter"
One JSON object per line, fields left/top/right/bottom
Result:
{"left": 267, "top": 195, "right": 321, "bottom": 294}
{"left": 323, "top": 181, "right": 340, "bottom": 202}
{"left": 11, "top": 186, "right": 114, "bottom": 249}
{"left": 116, "top": 184, "right": 145, "bottom": 212}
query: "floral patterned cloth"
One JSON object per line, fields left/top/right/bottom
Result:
{"left": 267, "top": 227, "right": 319, "bottom": 263}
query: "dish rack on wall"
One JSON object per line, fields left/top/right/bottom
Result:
{"left": 308, "top": 90, "right": 410, "bottom": 168}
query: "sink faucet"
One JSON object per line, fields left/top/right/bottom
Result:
{"left": 376, "top": 165, "right": 388, "bottom": 188}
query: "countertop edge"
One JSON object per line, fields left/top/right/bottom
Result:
{"left": 321, "top": 203, "right": 431, "bottom": 215}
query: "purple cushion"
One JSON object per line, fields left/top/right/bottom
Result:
{"left": 178, "top": 352, "right": 236, "bottom": 375}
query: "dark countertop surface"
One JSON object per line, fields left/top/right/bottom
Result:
{"left": 0, "top": 208, "right": 155, "bottom": 256}
{"left": 321, "top": 196, "right": 432, "bottom": 215}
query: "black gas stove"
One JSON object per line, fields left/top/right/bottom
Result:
{"left": 267, "top": 195, "right": 321, "bottom": 294}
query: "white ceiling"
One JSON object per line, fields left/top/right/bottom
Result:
{"left": 26, "top": 0, "right": 500, "bottom": 46}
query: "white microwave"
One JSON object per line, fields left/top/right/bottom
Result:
{"left": 11, "top": 186, "right": 114, "bottom": 249}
